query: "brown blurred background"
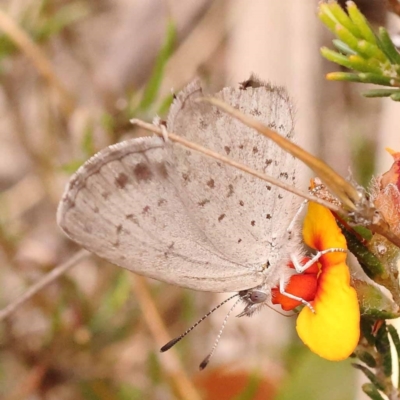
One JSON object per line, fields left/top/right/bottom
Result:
{"left": 0, "top": 1, "right": 398, "bottom": 399}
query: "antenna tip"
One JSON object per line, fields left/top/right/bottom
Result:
{"left": 160, "top": 337, "right": 180, "bottom": 352}
{"left": 199, "top": 355, "right": 211, "bottom": 370}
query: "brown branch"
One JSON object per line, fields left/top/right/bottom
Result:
{"left": 0, "top": 249, "right": 89, "bottom": 322}
{"left": 132, "top": 276, "right": 202, "bottom": 400}
{"left": 0, "top": 8, "right": 76, "bottom": 117}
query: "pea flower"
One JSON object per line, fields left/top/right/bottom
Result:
{"left": 272, "top": 202, "right": 360, "bottom": 361}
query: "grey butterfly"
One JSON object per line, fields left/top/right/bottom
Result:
{"left": 57, "top": 76, "right": 304, "bottom": 320}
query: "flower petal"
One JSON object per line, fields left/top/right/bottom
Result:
{"left": 272, "top": 273, "right": 318, "bottom": 311}
{"left": 297, "top": 202, "right": 360, "bottom": 361}
{"left": 296, "top": 262, "right": 360, "bottom": 360}
{"left": 303, "top": 202, "right": 347, "bottom": 266}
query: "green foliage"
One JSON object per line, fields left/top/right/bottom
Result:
{"left": 319, "top": 1, "right": 400, "bottom": 100}
{"left": 0, "top": 1, "right": 88, "bottom": 63}
{"left": 135, "top": 19, "right": 176, "bottom": 114}
{"left": 356, "top": 320, "right": 400, "bottom": 399}
{"left": 276, "top": 352, "right": 356, "bottom": 400}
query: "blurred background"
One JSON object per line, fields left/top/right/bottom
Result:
{"left": 0, "top": 0, "right": 399, "bottom": 399}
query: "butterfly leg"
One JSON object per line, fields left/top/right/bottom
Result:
{"left": 159, "top": 122, "right": 169, "bottom": 142}
{"left": 286, "top": 199, "right": 308, "bottom": 237}
{"left": 291, "top": 248, "right": 347, "bottom": 274}
{"left": 279, "top": 275, "right": 315, "bottom": 313}
{"left": 153, "top": 117, "right": 169, "bottom": 141}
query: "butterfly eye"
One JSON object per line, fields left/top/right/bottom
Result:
{"left": 248, "top": 290, "right": 268, "bottom": 304}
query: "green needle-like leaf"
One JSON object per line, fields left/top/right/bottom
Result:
{"left": 375, "top": 323, "right": 392, "bottom": 377}
{"left": 347, "top": 1, "right": 377, "bottom": 44}
{"left": 318, "top": 8, "right": 337, "bottom": 33}
{"left": 335, "top": 24, "right": 360, "bottom": 51}
{"left": 326, "top": 72, "right": 362, "bottom": 82}
{"left": 387, "top": 325, "right": 400, "bottom": 388}
{"left": 329, "top": 1, "right": 362, "bottom": 38}
{"left": 352, "top": 364, "right": 385, "bottom": 390}
{"left": 355, "top": 351, "right": 377, "bottom": 368}
{"left": 359, "top": 73, "right": 396, "bottom": 86}
{"left": 363, "top": 89, "right": 400, "bottom": 98}
{"left": 338, "top": 223, "right": 384, "bottom": 278}
{"left": 357, "top": 41, "right": 386, "bottom": 63}
{"left": 362, "top": 383, "right": 386, "bottom": 400}
{"left": 320, "top": 47, "right": 353, "bottom": 69}
{"left": 348, "top": 55, "right": 382, "bottom": 74}
{"left": 378, "top": 27, "right": 400, "bottom": 65}
{"left": 333, "top": 39, "right": 357, "bottom": 55}
{"left": 390, "top": 91, "right": 400, "bottom": 101}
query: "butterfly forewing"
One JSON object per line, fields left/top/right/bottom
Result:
{"left": 57, "top": 137, "right": 265, "bottom": 292}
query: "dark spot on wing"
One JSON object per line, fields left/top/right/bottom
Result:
{"left": 182, "top": 173, "right": 190, "bottom": 182}
{"left": 266, "top": 214, "right": 272, "bottom": 219}
{"left": 239, "top": 200, "right": 244, "bottom": 206}
{"left": 217, "top": 162, "right": 222, "bottom": 167}
{"left": 93, "top": 206, "right": 99, "bottom": 213}
{"left": 253, "top": 146, "right": 258, "bottom": 154}
{"left": 227, "top": 184, "right": 234, "bottom": 197}
{"left": 251, "top": 108, "right": 261, "bottom": 116}
{"left": 207, "top": 178, "right": 215, "bottom": 188}
{"left": 280, "top": 172, "right": 288, "bottom": 179}
{"left": 238, "top": 238, "right": 242, "bottom": 243}
{"left": 115, "top": 172, "right": 129, "bottom": 189}
{"left": 200, "top": 119, "right": 208, "bottom": 129}
{"left": 134, "top": 163, "right": 152, "bottom": 182}
{"left": 265, "top": 159, "right": 272, "bottom": 167}
{"left": 266, "top": 186, "right": 271, "bottom": 191}
{"left": 116, "top": 224, "right": 123, "bottom": 234}
{"left": 126, "top": 214, "right": 139, "bottom": 224}
{"left": 218, "top": 214, "right": 226, "bottom": 222}
{"left": 101, "top": 191, "right": 110, "bottom": 200}
{"left": 158, "top": 198, "right": 167, "bottom": 206}
{"left": 251, "top": 220, "right": 255, "bottom": 226}
{"left": 198, "top": 199, "right": 210, "bottom": 207}
{"left": 143, "top": 205, "right": 150, "bottom": 214}
{"left": 168, "top": 242, "right": 174, "bottom": 250}
{"left": 186, "top": 150, "right": 192, "bottom": 156}
{"left": 239, "top": 144, "right": 244, "bottom": 150}
{"left": 278, "top": 194, "right": 283, "bottom": 199}
{"left": 224, "top": 146, "right": 231, "bottom": 155}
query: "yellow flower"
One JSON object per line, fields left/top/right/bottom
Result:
{"left": 272, "top": 202, "right": 360, "bottom": 360}
{"left": 297, "top": 202, "right": 360, "bottom": 360}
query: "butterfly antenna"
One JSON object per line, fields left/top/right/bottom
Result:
{"left": 160, "top": 293, "right": 239, "bottom": 352}
{"left": 199, "top": 296, "right": 242, "bottom": 370}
